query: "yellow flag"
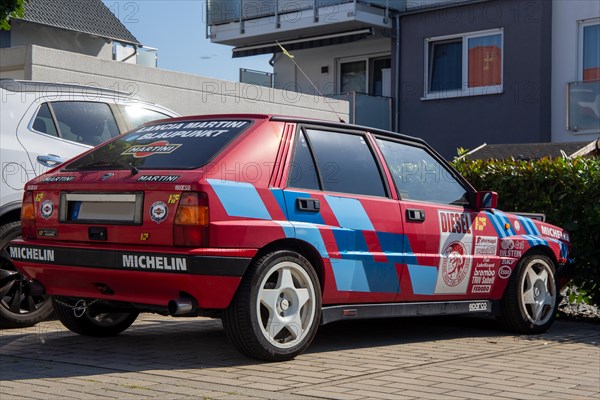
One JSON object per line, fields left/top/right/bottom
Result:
{"left": 277, "top": 42, "right": 294, "bottom": 59}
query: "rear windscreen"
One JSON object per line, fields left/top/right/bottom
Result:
{"left": 64, "top": 119, "right": 252, "bottom": 170}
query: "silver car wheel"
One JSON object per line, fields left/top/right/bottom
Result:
{"left": 519, "top": 257, "right": 556, "bottom": 326}
{"left": 256, "top": 260, "right": 316, "bottom": 349}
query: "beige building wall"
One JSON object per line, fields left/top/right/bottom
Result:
{"left": 10, "top": 20, "right": 114, "bottom": 59}
{"left": 0, "top": 45, "right": 348, "bottom": 121}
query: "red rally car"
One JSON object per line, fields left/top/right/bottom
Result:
{"left": 9, "top": 114, "right": 572, "bottom": 361}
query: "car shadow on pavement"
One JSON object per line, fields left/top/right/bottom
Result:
{"left": 0, "top": 316, "right": 598, "bottom": 382}
{"left": 311, "top": 315, "right": 598, "bottom": 351}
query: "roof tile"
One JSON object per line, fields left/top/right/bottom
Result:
{"left": 18, "top": 0, "right": 140, "bottom": 45}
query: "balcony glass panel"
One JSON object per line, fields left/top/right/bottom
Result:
{"left": 568, "top": 80, "right": 600, "bottom": 131}
{"left": 331, "top": 92, "right": 392, "bottom": 130}
{"left": 240, "top": 68, "right": 274, "bottom": 88}
{"left": 207, "top": 0, "right": 402, "bottom": 25}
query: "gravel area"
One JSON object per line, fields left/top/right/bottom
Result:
{"left": 558, "top": 287, "right": 600, "bottom": 321}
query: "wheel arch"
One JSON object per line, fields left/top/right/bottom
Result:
{"left": 253, "top": 238, "right": 325, "bottom": 292}
{"left": 0, "top": 202, "right": 21, "bottom": 228}
{"left": 523, "top": 245, "right": 558, "bottom": 267}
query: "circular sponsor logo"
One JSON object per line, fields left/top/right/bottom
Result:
{"left": 501, "top": 239, "right": 514, "bottom": 250}
{"left": 150, "top": 201, "right": 168, "bottom": 224}
{"left": 40, "top": 200, "right": 54, "bottom": 219}
{"left": 498, "top": 266, "right": 512, "bottom": 279}
{"left": 441, "top": 241, "right": 469, "bottom": 287}
{"left": 514, "top": 221, "right": 521, "bottom": 231}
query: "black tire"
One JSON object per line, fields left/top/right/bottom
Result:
{"left": 223, "top": 250, "right": 322, "bottom": 361}
{"left": 0, "top": 221, "right": 53, "bottom": 328}
{"left": 53, "top": 297, "right": 138, "bottom": 337}
{"left": 500, "top": 253, "right": 558, "bottom": 334}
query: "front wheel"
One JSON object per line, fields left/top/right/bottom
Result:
{"left": 53, "top": 297, "right": 138, "bottom": 337}
{"left": 500, "top": 253, "right": 558, "bottom": 334}
{"left": 223, "top": 250, "right": 322, "bottom": 361}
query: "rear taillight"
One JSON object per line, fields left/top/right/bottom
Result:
{"left": 21, "top": 191, "right": 36, "bottom": 239}
{"left": 174, "top": 192, "right": 209, "bottom": 247}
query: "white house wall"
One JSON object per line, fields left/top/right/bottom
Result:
{"left": 552, "top": 0, "right": 600, "bottom": 142}
{"left": 0, "top": 45, "right": 348, "bottom": 122}
{"left": 273, "top": 36, "right": 391, "bottom": 96}
{"left": 11, "top": 20, "right": 113, "bottom": 60}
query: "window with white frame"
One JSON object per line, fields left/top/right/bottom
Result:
{"left": 338, "top": 54, "right": 392, "bottom": 97}
{"left": 425, "top": 29, "right": 503, "bottom": 99}
{"left": 579, "top": 19, "right": 600, "bottom": 82}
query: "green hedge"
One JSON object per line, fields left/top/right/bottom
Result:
{"left": 453, "top": 154, "right": 600, "bottom": 305}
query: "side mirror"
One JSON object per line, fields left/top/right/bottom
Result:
{"left": 471, "top": 191, "right": 498, "bottom": 210}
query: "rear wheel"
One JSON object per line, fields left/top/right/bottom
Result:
{"left": 0, "top": 221, "right": 53, "bottom": 328}
{"left": 53, "top": 297, "right": 138, "bottom": 337}
{"left": 223, "top": 250, "right": 321, "bottom": 361}
{"left": 500, "top": 253, "right": 558, "bottom": 334}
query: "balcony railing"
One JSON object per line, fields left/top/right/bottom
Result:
{"left": 567, "top": 80, "right": 600, "bottom": 132}
{"left": 330, "top": 92, "right": 392, "bottom": 130}
{"left": 206, "top": 0, "right": 401, "bottom": 26}
{"left": 240, "top": 68, "right": 274, "bottom": 88}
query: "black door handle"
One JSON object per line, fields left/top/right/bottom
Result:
{"left": 297, "top": 198, "right": 320, "bottom": 212}
{"left": 406, "top": 209, "right": 425, "bottom": 222}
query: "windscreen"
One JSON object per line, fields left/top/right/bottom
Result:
{"left": 64, "top": 119, "right": 252, "bottom": 171}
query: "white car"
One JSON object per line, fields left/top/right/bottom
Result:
{"left": 0, "top": 79, "right": 178, "bottom": 327}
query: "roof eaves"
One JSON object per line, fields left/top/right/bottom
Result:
{"left": 12, "top": 18, "right": 141, "bottom": 46}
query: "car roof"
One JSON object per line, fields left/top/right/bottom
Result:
{"left": 0, "top": 79, "right": 175, "bottom": 111}
{"left": 0, "top": 79, "right": 130, "bottom": 96}
{"left": 151, "top": 113, "right": 428, "bottom": 147}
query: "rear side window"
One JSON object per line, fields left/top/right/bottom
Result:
{"left": 64, "top": 119, "right": 252, "bottom": 171}
{"left": 32, "top": 103, "right": 59, "bottom": 137}
{"left": 50, "top": 102, "right": 120, "bottom": 146}
{"left": 305, "top": 129, "right": 386, "bottom": 197}
{"left": 289, "top": 130, "right": 320, "bottom": 190}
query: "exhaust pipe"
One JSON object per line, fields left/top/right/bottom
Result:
{"left": 168, "top": 298, "right": 195, "bottom": 316}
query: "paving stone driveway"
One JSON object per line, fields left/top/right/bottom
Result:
{"left": 0, "top": 315, "right": 598, "bottom": 400}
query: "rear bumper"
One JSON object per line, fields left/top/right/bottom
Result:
{"left": 9, "top": 240, "right": 254, "bottom": 309}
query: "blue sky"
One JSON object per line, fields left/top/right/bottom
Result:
{"left": 103, "top": 1, "right": 272, "bottom": 81}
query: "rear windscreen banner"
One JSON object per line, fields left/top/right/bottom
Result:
{"left": 132, "top": 120, "right": 249, "bottom": 141}
{"left": 64, "top": 120, "right": 253, "bottom": 170}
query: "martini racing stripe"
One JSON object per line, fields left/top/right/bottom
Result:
{"left": 207, "top": 179, "right": 271, "bottom": 220}
{"left": 494, "top": 210, "right": 516, "bottom": 236}
{"left": 8, "top": 244, "right": 251, "bottom": 276}
{"left": 486, "top": 211, "right": 508, "bottom": 238}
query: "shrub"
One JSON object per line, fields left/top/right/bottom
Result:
{"left": 453, "top": 153, "right": 600, "bottom": 305}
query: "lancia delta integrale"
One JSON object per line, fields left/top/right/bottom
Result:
{"left": 9, "top": 115, "right": 572, "bottom": 360}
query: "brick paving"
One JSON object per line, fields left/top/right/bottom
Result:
{"left": 0, "top": 315, "right": 598, "bottom": 399}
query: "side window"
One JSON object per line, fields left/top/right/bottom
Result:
{"left": 289, "top": 130, "right": 320, "bottom": 190}
{"left": 306, "top": 129, "right": 386, "bottom": 197}
{"left": 119, "top": 105, "right": 171, "bottom": 129}
{"left": 376, "top": 138, "right": 468, "bottom": 205}
{"left": 31, "top": 103, "right": 59, "bottom": 137}
{"left": 50, "top": 102, "right": 120, "bottom": 146}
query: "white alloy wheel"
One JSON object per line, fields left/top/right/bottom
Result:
{"left": 256, "top": 260, "right": 316, "bottom": 349}
{"left": 222, "top": 250, "right": 322, "bottom": 361}
{"left": 519, "top": 257, "right": 556, "bottom": 326}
